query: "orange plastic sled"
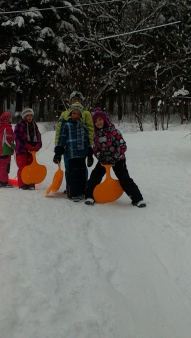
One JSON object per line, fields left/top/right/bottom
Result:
{"left": 45, "top": 162, "right": 64, "bottom": 197}
{"left": 21, "top": 151, "right": 47, "bottom": 185}
{"left": 93, "top": 164, "right": 123, "bottom": 203}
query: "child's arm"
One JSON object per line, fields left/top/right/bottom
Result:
{"left": 53, "top": 121, "right": 67, "bottom": 163}
{"left": 4, "top": 126, "right": 15, "bottom": 148}
{"left": 112, "top": 129, "right": 127, "bottom": 160}
{"left": 83, "top": 109, "right": 94, "bottom": 145}
{"left": 14, "top": 123, "right": 27, "bottom": 146}
{"left": 33, "top": 123, "right": 42, "bottom": 151}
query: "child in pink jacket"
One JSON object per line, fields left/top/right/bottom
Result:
{"left": 0, "top": 112, "right": 15, "bottom": 187}
{"left": 85, "top": 107, "right": 146, "bottom": 207}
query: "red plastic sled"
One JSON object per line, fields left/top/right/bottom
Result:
{"left": 8, "top": 177, "right": 18, "bottom": 187}
{"left": 93, "top": 164, "right": 123, "bottom": 203}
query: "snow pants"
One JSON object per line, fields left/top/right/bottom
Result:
{"left": 64, "top": 153, "right": 88, "bottom": 191}
{"left": 85, "top": 159, "right": 143, "bottom": 204}
{"left": 67, "top": 157, "right": 86, "bottom": 199}
{"left": 16, "top": 153, "right": 33, "bottom": 188}
{"left": 0, "top": 155, "right": 11, "bottom": 183}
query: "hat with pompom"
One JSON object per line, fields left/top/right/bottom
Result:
{"left": 92, "top": 107, "right": 109, "bottom": 124}
{"left": 0, "top": 112, "right": 12, "bottom": 122}
{"left": 68, "top": 102, "right": 83, "bottom": 115}
{"left": 21, "top": 108, "right": 34, "bottom": 119}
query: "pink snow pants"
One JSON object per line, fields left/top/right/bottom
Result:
{"left": 0, "top": 155, "right": 11, "bottom": 183}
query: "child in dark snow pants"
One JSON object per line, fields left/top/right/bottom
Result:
{"left": 53, "top": 103, "right": 93, "bottom": 202}
{"left": 85, "top": 107, "right": 146, "bottom": 208}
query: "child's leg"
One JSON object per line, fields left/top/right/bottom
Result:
{"left": 63, "top": 153, "right": 69, "bottom": 191}
{"left": 78, "top": 157, "right": 86, "bottom": 195}
{"left": 113, "top": 159, "right": 143, "bottom": 204}
{"left": 0, "top": 156, "right": 10, "bottom": 184}
{"left": 64, "top": 155, "right": 88, "bottom": 193}
{"left": 85, "top": 162, "right": 105, "bottom": 200}
{"left": 67, "top": 158, "right": 85, "bottom": 198}
{"left": 16, "top": 153, "right": 33, "bottom": 187}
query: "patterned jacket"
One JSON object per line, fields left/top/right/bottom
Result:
{"left": 57, "top": 118, "right": 90, "bottom": 160}
{"left": 55, "top": 107, "right": 94, "bottom": 145}
{"left": 0, "top": 120, "right": 15, "bottom": 156}
{"left": 93, "top": 117, "right": 127, "bottom": 161}
{"left": 14, "top": 119, "right": 42, "bottom": 155}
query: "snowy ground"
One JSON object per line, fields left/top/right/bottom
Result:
{"left": 0, "top": 121, "right": 191, "bottom": 338}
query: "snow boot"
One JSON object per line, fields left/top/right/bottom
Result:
{"left": 132, "top": 200, "right": 146, "bottom": 208}
{"left": 85, "top": 198, "right": 94, "bottom": 206}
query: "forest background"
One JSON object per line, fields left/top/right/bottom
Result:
{"left": 0, "top": 0, "right": 191, "bottom": 129}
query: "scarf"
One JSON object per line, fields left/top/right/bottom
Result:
{"left": 26, "top": 122, "right": 37, "bottom": 142}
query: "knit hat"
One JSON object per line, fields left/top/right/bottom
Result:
{"left": 21, "top": 108, "right": 34, "bottom": 119}
{"left": 69, "top": 91, "right": 84, "bottom": 103}
{"left": 0, "top": 112, "right": 12, "bottom": 122}
{"left": 92, "top": 107, "right": 109, "bottom": 124}
{"left": 68, "top": 102, "right": 83, "bottom": 115}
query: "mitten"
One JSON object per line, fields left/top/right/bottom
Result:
{"left": 98, "top": 155, "right": 106, "bottom": 163}
{"left": 34, "top": 144, "right": 40, "bottom": 152}
{"left": 105, "top": 156, "right": 118, "bottom": 164}
{"left": 53, "top": 146, "right": 65, "bottom": 164}
{"left": 53, "top": 154, "right": 61, "bottom": 164}
{"left": 26, "top": 143, "right": 34, "bottom": 151}
{"left": 100, "top": 156, "right": 117, "bottom": 165}
{"left": 54, "top": 146, "right": 65, "bottom": 155}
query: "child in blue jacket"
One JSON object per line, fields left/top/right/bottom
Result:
{"left": 53, "top": 103, "right": 93, "bottom": 201}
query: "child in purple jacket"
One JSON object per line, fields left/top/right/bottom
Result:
{"left": 85, "top": 107, "right": 146, "bottom": 207}
{"left": 14, "top": 108, "right": 42, "bottom": 190}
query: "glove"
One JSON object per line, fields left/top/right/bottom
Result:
{"left": 53, "top": 154, "right": 61, "bottom": 164}
{"left": 97, "top": 155, "right": 105, "bottom": 162}
{"left": 87, "top": 156, "right": 94, "bottom": 167}
{"left": 53, "top": 146, "right": 65, "bottom": 164}
{"left": 26, "top": 143, "right": 34, "bottom": 151}
{"left": 33, "top": 145, "right": 40, "bottom": 152}
{"left": 54, "top": 146, "right": 65, "bottom": 155}
{"left": 100, "top": 156, "right": 117, "bottom": 165}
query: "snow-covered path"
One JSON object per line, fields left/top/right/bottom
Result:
{"left": 1, "top": 124, "right": 191, "bottom": 338}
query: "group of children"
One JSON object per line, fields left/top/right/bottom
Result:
{"left": 0, "top": 91, "right": 146, "bottom": 208}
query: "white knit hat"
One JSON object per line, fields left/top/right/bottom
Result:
{"left": 21, "top": 108, "right": 34, "bottom": 118}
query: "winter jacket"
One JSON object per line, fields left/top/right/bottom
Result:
{"left": 57, "top": 118, "right": 90, "bottom": 160}
{"left": 55, "top": 107, "right": 94, "bottom": 145}
{"left": 0, "top": 120, "right": 15, "bottom": 156}
{"left": 14, "top": 119, "right": 42, "bottom": 155}
{"left": 93, "top": 116, "right": 127, "bottom": 161}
